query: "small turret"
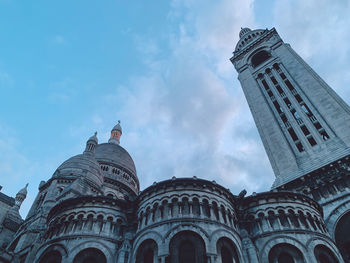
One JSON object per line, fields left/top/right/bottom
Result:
{"left": 239, "top": 27, "right": 252, "bottom": 38}
{"left": 84, "top": 132, "right": 98, "bottom": 155}
{"left": 108, "top": 120, "right": 122, "bottom": 145}
{"left": 15, "top": 183, "right": 28, "bottom": 209}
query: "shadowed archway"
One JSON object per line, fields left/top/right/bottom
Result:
{"left": 73, "top": 248, "right": 107, "bottom": 263}
{"left": 335, "top": 211, "right": 350, "bottom": 262}
{"left": 169, "top": 231, "right": 206, "bottom": 263}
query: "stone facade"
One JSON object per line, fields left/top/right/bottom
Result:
{"left": 0, "top": 27, "right": 349, "bottom": 263}
{"left": 231, "top": 28, "right": 350, "bottom": 188}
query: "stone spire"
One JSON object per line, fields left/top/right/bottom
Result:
{"left": 108, "top": 120, "right": 122, "bottom": 145}
{"left": 84, "top": 132, "right": 98, "bottom": 155}
{"left": 15, "top": 183, "right": 28, "bottom": 209}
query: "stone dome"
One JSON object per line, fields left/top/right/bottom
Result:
{"left": 95, "top": 143, "right": 136, "bottom": 176}
{"left": 55, "top": 153, "right": 104, "bottom": 188}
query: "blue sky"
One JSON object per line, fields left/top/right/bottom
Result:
{"left": 1, "top": 0, "right": 350, "bottom": 217}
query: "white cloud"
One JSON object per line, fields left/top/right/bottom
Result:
{"left": 273, "top": 0, "right": 350, "bottom": 102}
{"left": 87, "top": 0, "right": 274, "bottom": 194}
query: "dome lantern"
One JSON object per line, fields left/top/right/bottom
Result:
{"left": 15, "top": 183, "right": 28, "bottom": 209}
{"left": 108, "top": 120, "right": 122, "bottom": 145}
{"left": 239, "top": 27, "right": 252, "bottom": 38}
{"left": 84, "top": 132, "right": 98, "bottom": 155}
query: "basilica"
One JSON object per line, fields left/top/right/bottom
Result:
{"left": 0, "top": 27, "right": 350, "bottom": 263}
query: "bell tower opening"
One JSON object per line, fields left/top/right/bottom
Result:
{"left": 251, "top": 50, "right": 271, "bottom": 68}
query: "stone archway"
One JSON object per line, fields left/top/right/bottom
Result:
{"left": 216, "top": 237, "right": 240, "bottom": 263}
{"left": 268, "top": 243, "right": 305, "bottom": 263}
{"left": 136, "top": 239, "right": 158, "bottom": 263}
{"left": 38, "top": 250, "right": 62, "bottom": 263}
{"left": 73, "top": 248, "right": 107, "bottom": 263}
{"left": 168, "top": 231, "right": 206, "bottom": 263}
{"left": 314, "top": 244, "right": 339, "bottom": 263}
{"left": 335, "top": 211, "right": 350, "bottom": 262}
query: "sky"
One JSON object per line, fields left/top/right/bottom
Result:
{"left": 1, "top": 0, "right": 350, "bottom": 217}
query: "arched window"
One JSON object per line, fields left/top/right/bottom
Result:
{"left": 314, "top": 244, "right": 339, "bottom": 263}
{"left": 73, "top": 248, "right": 106, "bottom": 263}
{"left": 251, "top": 50, "right": 271, "bottom": 68}
{"left": 335, "top": 211, "right": 350, "bottom": 262}
{"left": 39, "top": 250, "right": 62, "bottom": 263}
{"left": 216, "top": 237, "right": 240, "bottom": 263}
{"left": 136, "top": 239, "right": 158, "bottom": 263}
{"left": 169, "top": 231, "right": 206, "bottom": 263}
{"left": 268, "top": 243, "right": 304, "bottom": 263}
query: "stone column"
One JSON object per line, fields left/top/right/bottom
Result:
{"left": 256, "top": 219, "right": 263, "bottom": 233}
{"left": 242, "top": 236, "right": 259, "bottom": 263}
{"left": 104, "top": 220, "right": 111, "bottom": 235}
{"left": 209, "top": 205, "right": 215, "bottom": 220}
{"left": 141, "top": 214, "right": 146, "bottom": 228}
{"left": 164, "top": 203, "right": 169, "bottom": 219}
{"left": 158, "top": 255, "right": 167, "bottom": 263}
{"left": 206, "top": 253, "right": 216, "bottom": 263}
{"left": 92, "top": 218, "right": 100, "bottom": 233}
{"left": 155, "top": 206, "right": 162, "bottom": 221}
{"left": 260, "top": 217, "right": 269, "bottom": 232}
{"left": 218, "top": 209, "right": 224, "bottom": 223}
{"left": 199, "top": 202, "right": 203, "bottom": 217}
{"left": 286, "top": 216, "right": 293, "bottom": 229}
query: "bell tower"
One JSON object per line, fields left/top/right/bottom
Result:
{"left": 231, "top": 27, "right": 350, "bottom": 188}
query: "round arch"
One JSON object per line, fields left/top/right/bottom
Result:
{"left": 35, "top": 243, "right": 68, "bottom": 263}
{"left": 260, "top": 236, "right": 308, "bottom": 262}
{"left": 135, "top": 239, "right": 158, "bottom": 263}
{"left": 164, "top": 223, "right": 210, "bottom": 254}
{"left": 243, "top": 45, "right": 272, "bottom": 67}
{"left": 38, "top": 250, "right": 62, "bottom": 263}
{"left": 168, "top": 230, "right": 207, "bottom": 263}
{"left": 335, "top": 210, "right": 350, "bottom": 262}
{"left": 73, "top": 248, "right": 106, "bottom": 263}
{"left": 209, "top": 229, "right": 243, "bottom": 260}
{"left": 268, "top": 243, "right": 304, "bottom": 263}
{"left": 251, "top": 50, "right": 272, "bottom": 68}
{"left": 69, "top": 241, "right": 113, "bottom": 262}
{"left": 306, "top": 237, "right": 343, "bottom": 263}
{"left": 325, "top": 200, "right": 350, "bottom": 238}
{"left": 131, "top": 231, "right": 164, "bottom": 261}
{"left": 216, "top": 237, "right": 240, "bottom": 263}
{"left": 314, "top": 244, "right": 339, "bottom": 263}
